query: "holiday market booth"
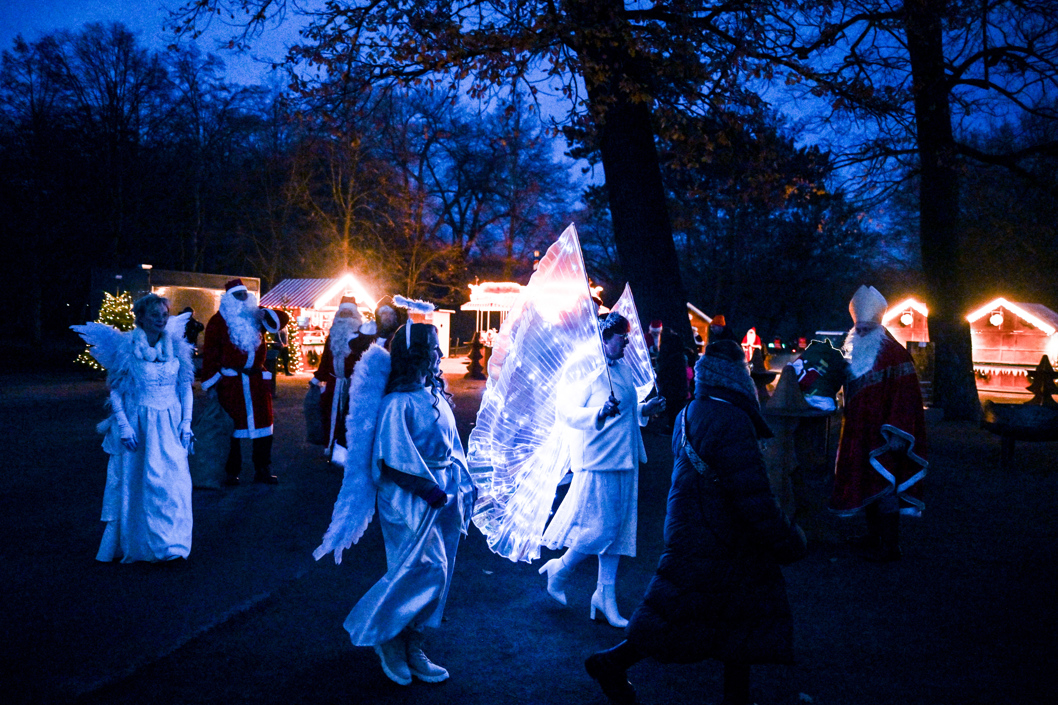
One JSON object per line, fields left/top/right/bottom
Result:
{"left": 260, "top": 274, "right": 454, "bottom": 368}
{"left": 966, "top": 297, "right": 1058, "bottom": 394}
{"left": 883, "top": 297, "right": 930, "bottom": 349}
{"left": 460, "top": 281, "right": 525, "bottom": 334}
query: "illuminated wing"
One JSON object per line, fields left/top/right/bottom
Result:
{"left": 70, "top": 322, "right": 126, "bottom": 371}
{"left": 469, "top": 224, "right": 604, "bottom": 563}
{"left": 609, "top": 284, "right": 657, "bottom": 401}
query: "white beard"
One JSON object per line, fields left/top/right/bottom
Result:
{"left": 328, "top": 316, "right": 361, "bottom": 369}
{"left": 843, "top": 325, "right": 885, "bottom": 378}
{"left": 220, "top": 292, "right": 261, "bottom": 358}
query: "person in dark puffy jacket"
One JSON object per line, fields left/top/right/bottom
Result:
{"left": 586, "top": 339, "right": 807, "bottom": 705}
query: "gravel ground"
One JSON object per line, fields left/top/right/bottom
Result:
{"left": 1, "top": 360, "right": 1055, "bottom": 705}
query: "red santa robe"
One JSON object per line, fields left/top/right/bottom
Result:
{"left": 832, "top": 330, "right": 928, "bottom": 516}
{"left": 200, "top": 314, "right": 274, "bottom": 439}
{"left": 313, "top": 331, "right": 375, "bottom": 453}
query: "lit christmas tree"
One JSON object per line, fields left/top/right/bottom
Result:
{"left": 75, "top": 291, "right": 136, "bottom": 371}
{"left": 282, "top": 306, "right": 302, "bottom": 374}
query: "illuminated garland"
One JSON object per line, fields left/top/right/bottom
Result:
{"left": 75, "top": 291, "right": 135, "bottom": 371}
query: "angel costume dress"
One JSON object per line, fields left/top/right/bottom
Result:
{"left": 543, "top": 357, "right": 648, "bottom": 557}
{"left": 343, "top": 377, "right": 475, "bottom": 646}
{"left": 74, "top": 319, "right": 195, "bottom": 563}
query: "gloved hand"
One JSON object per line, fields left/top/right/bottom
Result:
{"left": 119, "top": 418, "right": 138, "bottom": 452}
{"left": 179, "top": 420, "right": 194, "bottom": 450}
{"left": 597, "top": 394, "right": 621, "bottom": 422}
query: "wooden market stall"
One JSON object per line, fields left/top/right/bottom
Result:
{"left": 883, "top": 297, "right": 930, "bottom": 348}
{"left": 260, "top": 274, "right": 454, "bottom": 367}
{"left": 966, "top": 297, "right": 1058, "bottom": 394}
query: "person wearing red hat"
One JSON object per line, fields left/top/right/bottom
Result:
{"left": 200, "top": 279, "right": 282, "bottom": 485}
{"left": 310, "top": 296, "right": 376, "bottom": 465}
{"left": 833, "top": 285, "right": 928, "bottom": 561}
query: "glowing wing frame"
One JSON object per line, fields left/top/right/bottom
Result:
{"left": 468, "top": 224, "right": 605, "bottom": 563}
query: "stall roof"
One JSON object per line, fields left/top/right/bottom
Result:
{"left": 882, "top": 297, "right": 929, "bottom": 326}
{"left": 260, "top": 275, "right": 376, "bottom": 310}
{"left": 966, "top": 297, "right": 1058, "bottom": 336}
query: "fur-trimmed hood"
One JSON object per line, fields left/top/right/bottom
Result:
{"left": 694, "top": 352, "right": 758, "bottom": 405}
{"left": 693, "top": 352, "right": 773, "bottom": 440}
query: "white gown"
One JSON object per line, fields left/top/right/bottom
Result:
{"left": 97, "top": 353, "right": 194, "bottom": 562}
{"left": 542, "top": 360, "right": 648, "bottom": 557}
{"left": 343, "top": 387, "right": 475, "bottom": 646}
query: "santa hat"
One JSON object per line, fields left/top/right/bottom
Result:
{"left": 260, "top": 307, "right": 290, "bottom": 334}
{"left": 225, "top": 278, "right": 248, "bottom": 295}
{"left": 849, "top": 285, "right": 887, "bottom": 325}
{"left": 711, "top": 315, "right": 726, "bottom": 328}
{"left": 338, "top": 295, "right": 358, "bottom": 313}
{"left": 649, "top": 320, "right": 663, "bottom": 334}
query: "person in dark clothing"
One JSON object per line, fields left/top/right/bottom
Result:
{"left": 586, "top": 339, "right": 807, "bottom": 705}
{"left": 181, "top": 307, "right": 205, "bottom": 350}
{"left": 655, "top": 329, "right": 690, "bottom": 430}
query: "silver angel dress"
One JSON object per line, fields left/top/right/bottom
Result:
{"left": 75, "top": 318, "right": 195, "bottom": 562}
{"left": 343, "top": 385, "right": 475, "bottom": 646}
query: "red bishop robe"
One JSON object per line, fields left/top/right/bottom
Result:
{"left": 313, "top": 332, "right": 376, "bottom": 449}
{"left": 832, "top": 330, "right": 928, "bottom": 516}
{"left": 201, "top": 313, "right": 274, "bottom": 439}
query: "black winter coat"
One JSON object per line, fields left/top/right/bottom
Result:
{"left": 626, "top": 386, "right": 807, "bottom": 665}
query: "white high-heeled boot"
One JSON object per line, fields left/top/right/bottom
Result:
{"left": 538, "top": 558, "right": 569, "bottom": 605}
{"left": 590, "top": 584, "right": 628, "bottom": 628}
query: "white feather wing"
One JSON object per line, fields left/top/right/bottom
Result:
{"left": 70, "top": 322, "right": 126, "bottom": 371}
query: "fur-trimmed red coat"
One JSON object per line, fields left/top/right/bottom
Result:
{"left": 312, "top": 332, "right": 375, "bottom": 448}
{"left": 200, "top": 313, "right": 273, "bottom": 439}
{"left": 832, "top": 331, "right": 928, "bottom": 515}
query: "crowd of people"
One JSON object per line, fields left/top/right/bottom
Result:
{"left": 72, "top": 283, "right": 928, "bottom": 705}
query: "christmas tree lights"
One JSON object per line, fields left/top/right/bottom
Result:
{"left": 75, "top": 292, "right": 135, "bottom": 371}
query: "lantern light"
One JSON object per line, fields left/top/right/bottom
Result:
{"left": 989, "top": 311, "right": 1004, "bottom": 327}
{"left": 899, "top": 310, "right": 914, "bottom": 326}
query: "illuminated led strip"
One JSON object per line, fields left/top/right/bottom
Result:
{"left": 966, "top": 297, "right": 1057, "bottom": 336}
{"left": 882, "top": 298, "right": 929, "bottom": 326}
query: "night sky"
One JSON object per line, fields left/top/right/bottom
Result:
{"left": 0, "top": 0, "right": 296, "bottom": 85}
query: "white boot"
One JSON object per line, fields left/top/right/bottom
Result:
{"left": 373, "top": 635, "right": 412, "bottom": 685}
{"left": 405, "top": 630, "right": 449, "bottom": 683}
{"left": 538, "top": 558, "right": 570, "bottom": 606}
{"left": 590, "top": 584, "right": 628, "bottom": 628}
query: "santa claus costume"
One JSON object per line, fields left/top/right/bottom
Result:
{"left": 311, "top": 296, "right": 375, "bottom": 465}
{"left": 200, "top": 279, "right": 287, "bottom": 485}
{"left": 832, "top": 285, "right": 928, "bottom": 561}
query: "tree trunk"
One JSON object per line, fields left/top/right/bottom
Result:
{"left": 904, "top": 0, "right": 980, "bottom": 421}
{"left": 570, "top": 0, "right": 693, "bottom": 345}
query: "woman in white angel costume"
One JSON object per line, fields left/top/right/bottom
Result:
{"left": 314, "top": 320, "right": 476, "bottom": 686}
{"left": 539, "top": 312, "right": 666, "bottom": 627}
{"left": 72, "top": 293, "right": 195, "bottom": 563}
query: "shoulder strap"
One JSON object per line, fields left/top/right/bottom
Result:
{"left": 680, "top": 402, "right": 715, "bottom": 480}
